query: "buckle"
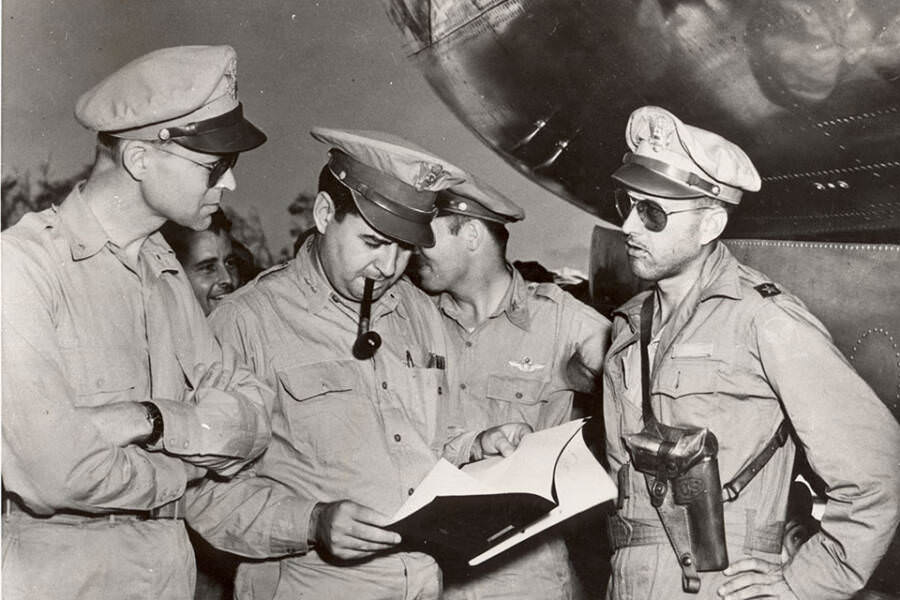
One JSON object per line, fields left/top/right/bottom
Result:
{"left": 148, "top": 499, "right": 183, "bottom": 520}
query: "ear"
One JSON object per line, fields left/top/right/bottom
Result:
{"left": 121, "top": 141, "right": 151, "bottom": 182}
{"left": 313, "top": 191, "right": 335, "bottom": 234}
{"left": 699, "top": 206, "right": 728, "bottom": 245}
{"left": 463, "top": 219, "right": 482, "bottom": 251}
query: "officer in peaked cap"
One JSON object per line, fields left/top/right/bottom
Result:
{"left": 2, "top": 46, "right": 273, "bottom": 600}
{"left": 411, "top": 174, "right": 611, "bottom": 600}
{"left": 602, "top": 106, "right": 900, "bottom": 600}
{"left": 185, "top": 128, "right": 533, "bottom": 600}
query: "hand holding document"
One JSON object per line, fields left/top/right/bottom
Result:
{"left": 387, "top": 418, "right": 617, "bottom": 566}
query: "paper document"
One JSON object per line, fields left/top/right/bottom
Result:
{"left": 387, "top": 418, "right": 617, "bottom": 566}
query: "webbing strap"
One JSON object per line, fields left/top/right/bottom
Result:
{"left": 724, "top": 420, "right": 790, "bottom": 502}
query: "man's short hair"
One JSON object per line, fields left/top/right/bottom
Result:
{"left": 696, "top": 195, "right": 736, "bottom": 216}
{"left": 160, "top": 209, "right": 232, "bottom": 264}
{"left": 444, "top": 213, "right": 509, "bottom": 253}
{"left": 318, "top": 165, "right": 358, "bottom": 222}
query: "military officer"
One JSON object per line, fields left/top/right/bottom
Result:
{"left": 186, "top": 128, "right": 530, "bottom": 599}
{"left": 1, "top": 45, "right": 273, "bottom": 600}
{"left": 602, "top": 106, "right": 900, "bottom": 599}
{"left": 410, "top": 179, "right": 611, "bottom": 599}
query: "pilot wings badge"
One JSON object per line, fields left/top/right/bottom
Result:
{"left": 508, "top": 356, "right": 545, "bottom": 373}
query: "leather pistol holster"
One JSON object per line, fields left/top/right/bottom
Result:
{"left": 624, "top": 422, "right": 728, "bottom": 593}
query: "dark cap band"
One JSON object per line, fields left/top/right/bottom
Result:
{"left": 436, "top": 190, "right": 514, "bottom": 223}
{"left": 328, "top": 151, "right": 437, "bottom": 225}
{"left": 614, "top": 153, "right": 743, "bottom": 204}
{"left": 109, "top": 103, "right": 267, "bottom": 154}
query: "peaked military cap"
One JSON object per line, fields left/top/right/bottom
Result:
{"left": 310, "top": 128, "right": 468, "bottom": 247}
{"left": 436, "top": 177, "right": 524, "bottom": 224}
{"left": 76, "top": 45, "right": 266, "bottom": 154}
{"left": 612, "top": 106, "right": 761, "bottom": 204}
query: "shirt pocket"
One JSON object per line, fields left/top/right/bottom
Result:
{"left": 653, "top": 361, "right": 719, "bottom": 398}
{"left": 61, "top": 346, "right": 137, "bottom": 407}
{"left": 277, "top": 360, "right": 368, "bottom": 465}
{"left": 484, "top": 374, "right": 549, "bottom": 427}
{"left": 406, "top": 366, "right": 444, "bottom": 445}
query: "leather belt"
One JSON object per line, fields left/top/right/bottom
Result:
{"left": 608, "top": 514, "right": 783, "bottom": 555}
{"left": 3, "top": 496, "right": 184, "bottom": 523}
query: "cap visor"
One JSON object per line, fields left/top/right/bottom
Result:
{"left": 177, "top": 119, "right": 267, "bottom": 154}
{"left": 353, "top": 193, "right": 435, "bottom": 248}
{"left": 611, "top": 163, "right": 705, "bottom": 199}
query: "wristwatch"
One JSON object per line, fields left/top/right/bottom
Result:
{"left": 140, "top": 401, "right": 164, "bottom": 446}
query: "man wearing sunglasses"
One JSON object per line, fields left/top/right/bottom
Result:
{"left": 602, "top": 106, "right": 900, "bottom": 600}
{"left": 2, "top": 45, "right": 273, "bottom": 600}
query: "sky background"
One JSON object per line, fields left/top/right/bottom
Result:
{"left": 2, "top": 0, "right": 603, "bottom": 271}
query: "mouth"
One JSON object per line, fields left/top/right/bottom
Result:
{"left": 625, "top": 239, "right": 649, "bottom": 257}
{"left": 208, "top": 286, "right": 234, "bottom": 306}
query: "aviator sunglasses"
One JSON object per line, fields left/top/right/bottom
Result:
{"left": 155, "top": 146, "right": 239, "bottom": 188}
{"left": 614, "top": 189, "right": 713, "bottom": 232}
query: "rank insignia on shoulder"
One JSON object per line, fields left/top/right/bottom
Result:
{"left": 754, "top": 282, "right": 781, "bottom": 298}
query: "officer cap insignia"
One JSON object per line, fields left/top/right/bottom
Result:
{"left": 648, "top": 114, "right": 675, "bottom": 152}
{"left": 414, "top": 162, "right": 450, "bottom": 191}
{"left": 754, "top": 283, "right": 781, "bottom": 298}
{"left": 225, "top": 55, "right": 238, "bottom": 99}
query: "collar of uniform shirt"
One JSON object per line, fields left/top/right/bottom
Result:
{"left": 294, "top": 234, "right": 406, "bottom": 321}
{"left": 57, "top": 183, "right": 110, "bottom": 261}
{"left": 438, "top": 266, "right": 531, "bottom": 332}
{"left": 696, "top": 243, "right": 742, "bottom": 303}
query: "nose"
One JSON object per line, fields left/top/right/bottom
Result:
{"left": 215, "top": 261, "right": 237, "bottom": 290}
{"left": 214, "top": 168, "right": 237, "bottom": 192}
{"left": 373, "top": 244, "right": 402, "bottom": 278}
{"left": 621, "top": 203, "right": 644, "bottom": 235}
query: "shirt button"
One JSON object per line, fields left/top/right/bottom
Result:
{"left": 330, "top": 293, "right": 339, "bottom": 302}
{"left": 394, "top": 434, "right": 402, "bottom": 442}
{"left": 465, "top": 341, "right": 472, "bottom": 348}
{"left": 437, "top": 386, "right": 442, "bottom": 395}
{"left": 515, "top": 392, "right": 523, "bottom": 399}
{"left": 381, "top": 381, "right": 388, "bottom": 390}
{"left": 460, "top": 383, "right": 467, "bottom": 390}
{"left": 182, "top": 441, "right": 189, "bottom": 449}
{"left": 95, "top": 377, "right": 105, "bottom": 387}
{"left": 408, "top": 488, "right": 415, "bottom": 496}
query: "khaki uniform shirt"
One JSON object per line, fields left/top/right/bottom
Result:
{"left": 603, "top": 243, "right": 900, "bottom": 600}
{"left": 439, "top": 267, "right": 611, "bottom": 600}
{"left": 1, "top": 186, "right": 273, "bottom": 600}
{"left": 186, "top": 238, "right": 461, "bottom": 600}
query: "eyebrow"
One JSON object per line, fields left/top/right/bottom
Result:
{"left": 360, "top": 233, "right": 392, "bottom": 245}
{"left": 191, "top": 257, "right": 218, "bottom": 269}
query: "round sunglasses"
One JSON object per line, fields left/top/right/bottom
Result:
{"left": 155, "top": 146, "right": 239, "bottom": 188}
{"left": 614, "top": 189, "right": 713, "bottom": 232}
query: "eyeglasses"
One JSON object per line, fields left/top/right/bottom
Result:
{"left": 155, "top": 146, "right": 238, "bottom": 188}
{"left": 614, "top": 189, "right": 713, "bottom": 232}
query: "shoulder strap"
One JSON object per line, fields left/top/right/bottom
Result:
{"left": 640, "top": 293, "right": 656, "bottom": 425}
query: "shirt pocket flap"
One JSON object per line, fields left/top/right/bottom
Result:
{"left": 63, "top": 346, "right": 136, "bottom": 395}
{"left": 278, "top": 360, "right": 357, "bottom": 402}
{"left": 654, "top": 361, "right": 718, "bottom": 398}
{"left": 486, "top": 374, "right": 547, "bottom": 405}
